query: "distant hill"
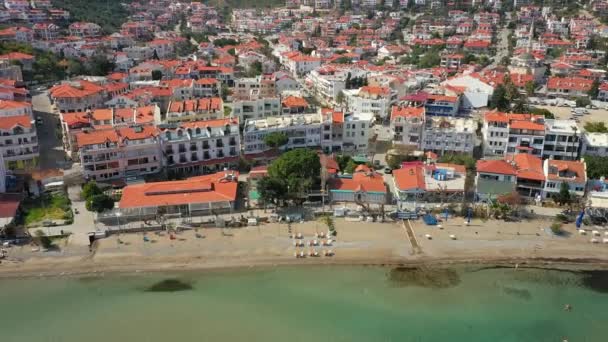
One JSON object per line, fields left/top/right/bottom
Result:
{"left": 51, "top": 0, "right": 134, "bottom": 33}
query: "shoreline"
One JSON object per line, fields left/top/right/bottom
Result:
{"left": 2, "top": 254, "right": 608, "bottom": 279}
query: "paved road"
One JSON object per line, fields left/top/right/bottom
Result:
{"left": 31, "top": 90, "right": 67, "bottom": 170}
{"left": 486, "top": 26, "right": 511, "bottom": 70}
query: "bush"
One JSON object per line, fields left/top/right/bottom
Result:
{"left": 550, "top": 222, "right": 564, "bottom": 236}
{"left": 86, "top": 194, "right": 115, "bottom": 213}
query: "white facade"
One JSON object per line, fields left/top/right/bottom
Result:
{"left": 341, "top": 112, "right": 374, "bottom": 153}
{"left": 441, "top": 75, "right": 494, "bottom": 109}
{"left": 230, "top": 97, "right": 281, "bottom": 123}
{"left": 422, "top": 117, "right": 476, "bottom": 155}
{"left": 306, "top": 69, "right": 346, "bottom": 104}
{"left": 160, "top": 119, "right": 240, "bottom": 174}
{"left": 243, "top": 113, "right": 322, "bottom": 155}
{"left": 542, "top": 119, "right": 581, "bottom": 160}
{"left": 343, "top": 88, "right": 397, "bottom": 119}
{"left": 581, "top": 132, "right": 608, "bottom": 157}
{"left": 482, "top": 118, "right": 509, "bottom": 156}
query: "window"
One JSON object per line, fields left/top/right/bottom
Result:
{"left": 546, "top": 182, "right": 556, "bottom": 189}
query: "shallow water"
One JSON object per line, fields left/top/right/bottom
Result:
{"left": 0, "top": 266, "right": 606, "bottom": 342}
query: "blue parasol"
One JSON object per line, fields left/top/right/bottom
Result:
{"left": 575, "top": 209, "right": 585, "bottom": 229}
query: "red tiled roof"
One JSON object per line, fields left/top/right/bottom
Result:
{"left": 476, "top": 160, "right": 516, "bottom": 175}
{"left": 547, "top": 160, "right": 586, "bottom": 183}
{"left": 0, "top": 99, "right": 31, "bottom": 111}
{"left": 76, "top": 129, "right": 119, "bottom": 147}
{"left": 281, "top": 95, "right": 309, "bottom": 108}
{"left": 391, "top": 106, "right": 424, "bottom": 120}
{"left": 119, "top": 171, "right": 239, "bottom": 209}
{"left": 511, "top": 154, "right": 545, "bottom": 181}
{"left": 393, "top": 166, "right": 426, "bottom": 191}
{"left": 0, "top": 115, "right": 32, "bottom": 130}
{"left": 547, "top": 77, "right": 593, "bottom": 92}
{"left": 329, "top": 170, "right": 386, "bottom": 193}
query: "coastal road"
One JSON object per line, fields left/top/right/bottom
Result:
{"left": 31, "top": 90, "right": 67, "bottom": 170}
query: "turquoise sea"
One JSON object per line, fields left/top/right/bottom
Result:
{"left": 0, "top": 266, "right": 606, "bottom": 342}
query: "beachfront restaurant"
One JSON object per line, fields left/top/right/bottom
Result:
{"left": 114, "top": 171, "right": 239, "bottom": 222}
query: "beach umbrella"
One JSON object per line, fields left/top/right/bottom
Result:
{"left": 575, "top": 209, "right": 585, "bottom": 228}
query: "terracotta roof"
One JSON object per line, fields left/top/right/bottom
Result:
{"left": 281, "top": 96, "right": 309, "bottom": 108}
{"left": 0, "top": 52, "right": 35, "bottom": 60}
{"left": 50, "top": 80, "right": 104, "bottom": 98}
{"left": 511, "top": 154, "right": 544, "bottom": 181}
{"left": 510, "top": 120, "right": 545, "bottom": 131}
{"left": 76, "top": 129, "right": 119, "bottom": 147}
{"left": 546, "top": 160, "right": 586, "bottom": 183}
{"left": 61, "top": 111, "right": 90, "bottom": 127}
{"left": 435, "top": 163, "right": 466, "bottom": 174}
{"left": 91, "top": 108, "right": 112, "bottom": 121}
{"left": 117, "top": 125, "right": 158, "bottom": 141}
{"left": 360, "top": 86, "right": 391, "bottom": 96}
{"left": 0, "top": 115, "right": 32, "bottom": 130}
{"left": 391, "top": 106, "right": 424, "bottom": 120}
{"left": 393, "top": 166, "right": 426, "bottom": 191}
{"left": 0, "top": 99, "right": 31, "bottom": 111}
{"left": 177, "top": 117, "right": 238, "bottom": 129}
{"left": 119, "top": 171, "right": 238, "bottom": 209}
{"left": 168, "top": 98, "right": 223, "bottom": 113}
{"left": 476, "top": 160, "right": 516, "bottom": 175}
{"left": 547, "top": 77, "right": 593, "bottom": 92}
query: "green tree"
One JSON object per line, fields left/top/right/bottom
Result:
{"left": 489, "top": 84, "right": 510, "bottom": 111}
{"left": 583, "top": 155, "right": 608, "bottom": 179}
{"left": 335, "top": 155, "right": 352, "bottom": 171}
{"left": 85, "top": 194, "right": 115, "bottom": 213}
{"left": 268, "top": 149, "right": 321, "bottom": 202}
{"left": 344, "top": 159, "right": 358, "bottom": 174}
{"left": 524, "top": 81, "right": 536, "bottom": 97}
{"left": 575, "top": 97, "right": 592, "bottom": 108}
{"left": 34, "top": 229, "right": 53, "bottom": 249}
{"left": 529, "top": 107, "right": 555, "bottom": 119}
{"left": 81, "top": 181, "right": 102, "bottom": 200}
{"left": 417, "top": 51, "right": 441, "bottom": 68}
{"left": 257, "top": 176, "right": 288, "bottom": 206}
{"left": 247, "top": 61, "right": 263, "bottom": 77}
{"left": 437, "top": 153, "right": 476, "bottom": 170}
{"left": 152, "top": 70, "right": 163, "bottom": 81}
{"left": 584, "top": 121, "right": 608, "bottom": 133}
{"left": 554, "top": 182, "right": 572, "bottom": 206}
{"left": 588, "top": 79, "right": 600, "bottom": 99}
{"left": 263, "top": 132, "right": 289, "bottom": 149}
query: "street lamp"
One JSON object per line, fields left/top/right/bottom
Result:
{"left": 115, "top": 211, "right": 122, "bottom": 233}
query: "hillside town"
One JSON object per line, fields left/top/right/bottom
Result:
{"left": 1, "top": 0, "right": 608, "bottom": 259}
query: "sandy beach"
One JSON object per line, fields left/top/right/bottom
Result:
{"left": 2, "top": 218, "right": 608, "bottom": 278}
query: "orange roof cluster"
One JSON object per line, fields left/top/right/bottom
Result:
{"left": 167, "top": 98, "right": 223, "bottom": 113}
{"left": 391, "top": 106, "right": 424, "bottom": 120}
{"left": 176, "top": 117, "right": 239, "bottom": 130}
{"left": 119, "top": 171, "right": 239, "bottom": 209}
{"left": 0, "top": 52, "right": 35, "bottom": 60}
{"left": 76, "top": 125, "right": 158, "bottom": 148}
{"left": 50, "top": 80, "right": 105, "bottom": 98}
{"left": 547, "top": 77, "right": 594, "bottom": 92}
{"left": 0, "top": 99, "right": 31, "bottom": 111}
{"left": 360, "top": 86, "right": 391, "bottom": 97}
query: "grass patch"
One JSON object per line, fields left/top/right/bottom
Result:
{"left": 22, "top": 193, "right": 71, "bottom": 226}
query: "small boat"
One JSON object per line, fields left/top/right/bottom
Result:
{"left": 425, "top": 234, "right": 432, "bottom": 240}
{"left": 592, "top": 230, "right": 601, "bottom": 236}
{"left": 299, "top": 251, "right": 306, "bottom": 258}
{"left": 449, "top": 235, "right": 456, "bottom": 240}
{"left": 578, "top": 230, "right": 587, "bottom": 235}
{"left": 590, "top": 238, "right": 599, "bottom": 244}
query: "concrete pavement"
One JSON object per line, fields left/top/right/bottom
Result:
{"left": 31, "top": 90, "right": 68, "bottom": 170}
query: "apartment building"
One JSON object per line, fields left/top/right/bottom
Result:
{"left": 233, "top": 75, "right": 276, "bottom": 99}
{"left": 482, "top": 112, "right": 545, "bottom": 158}
{"left": 546, "top": 77, "right": 594, "bottom": 98}
{"left": 343, "top": 86, "right": 397, "bottom": 119}
{"left": 440, "top": 54, "right": 464, "bottom": 70}
{"left": 475, "top": 159, "right": 517, "bottom": 201}
{"left": 580, "top": 132, "right": 608, "bottom": 157}
{"left": 242, "top": 113, "right": 322, "bottom": 156}
{"left": 390, "top": 106, "right": 425, "bottom": 147}
{"left": 68, "top": 22, "right": 101, "bottom": 38}
{"left": 342, "top": 112, "right": 374, "bottom": 153}
{"left": 0, "top": 100, "right": 38, "bottom": 171}
{"left": 421, "top": 117, "right": 476, "bottom": 155}
{"left": 49, "top": 80, "right": 106, "bottom": 113}
{"left": 164, "top": 98, "right": 223, "bottom": 123}
{"left": 159, "top": 118, "right": 240, "bottom": 175}
{"left": 230, "top": 96, "right": 281, "bottom": 123}
{"left": 542, "top": 119, "right": 581, "bottom": 160}
{"left": 283, "top": 53, "right": 322, "bottom": 76}
{"left": 306, "top": 67, "right": 347, "bottom": 104}
{"left": 193, "top": 78, "right": 221, "bottom": 98}
{"left": 77, "top": 125, "right": 161, "bottom": 181}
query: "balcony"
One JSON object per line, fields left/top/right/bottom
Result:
{"left": 190, "top": 144, "right": 198, "bottom": 151}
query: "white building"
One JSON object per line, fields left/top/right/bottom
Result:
{"left": 441, "top": 74, "right": 494, "bottom": 109}
{"left": 581, "top": 132, "right": 608, "bottom": 157}
{"left": 482, "top": 112, "right": 545, "bottom": 158}
{"left": 230, "top": 97, "right": 281, "bottom": 123}
{"left": 306, "top": 68, "right": 346, "bottom": 104}
{"left": 243, "top": 113, "right": 322, "bottom": 156}
{"left": 0, "top": 100, "right": 38, "bottom": 171}
{"left": 341, "top": 112, "right": 374, "bottom": 153}
{"left": 343, "top": 86, "right": 397, "bottom": 119}
{"left": 163, "top": 98, "right": 224, "bottom": 123}
{"left": 542, "top": 119, "right": 581, "bottom": 160}
{"left": 543, "top": 159, "right": 587, "bottom": 199}
{"left": 421, "top": 117, "right": 476, "bottom": 155}
{"left": 390, "top": 106, "right": 425, "bottom": 147}
{"left": 159, "top": 118, "right": 241, "bottom": 175}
